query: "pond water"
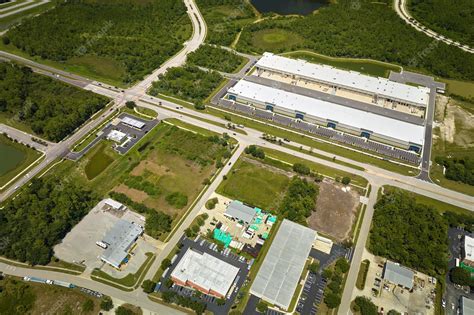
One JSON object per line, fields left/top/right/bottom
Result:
{"left": 0, "top": 143, "right": 25, "bottom": 176}
{"left": 251, "top": 0, "right": 328, "bottom": 15}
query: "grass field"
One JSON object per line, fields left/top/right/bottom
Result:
{"left": 0, "top": 276, "right": 100, "bottom": 314}
{"left": 217, "top": 158, "right": 290, "bottom": 211}
{"left": 0, "top": 134, "right": 41, "bottom": 187}
{"left": 250, "top": 28, "right": 305, "bottom": 51}
{"left": 440, "top": 78, "right": 474, "bottom": 100}
{"left": 281, "top": 50, "right": 402, "bottom": 78}
{"left": 52, "top": 123, "right": 229, "bottom": 230}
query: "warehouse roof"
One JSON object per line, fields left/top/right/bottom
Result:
{"left": 463, "top": 235, "right": 474, "bottom": 262}
{"left": 383, "top": 261, "right": 414, "bottom": 289}
{"left": 224, "top": 200, "right": 256, "bottom": 223}
{"left": 171, "top": 248, "right": 239, "bottom": 297}
{"left": 228, "top": 80, "right": 425, "bottom": 145}
{"left": 101, "top": 220, "right": 143, "bottom": 268}
{"left": 121, "top": 116, "right": 145, "bottom": 129}
{"left": 461, "top": 296, "right": 474, "bottom": 315}
{"left": 250, "top": 219, "right": 317, "bottom": 310}
{"left": 256, "top": 53, "right": 430, "bottom": 107}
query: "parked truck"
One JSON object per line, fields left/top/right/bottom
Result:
{"left": 23, "top": 276, "right": 47, "bottom": 284}
{"left": 53, "top": 280, "right": 75, "bottom": 288}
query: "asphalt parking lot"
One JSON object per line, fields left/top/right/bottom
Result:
{"left": 445, "top": 228, "right": 474, "bottom": 315}
{"left": 158, "top": 236, "right": 249, "bottom": 315}
{"left": 67, "top": 113, "right": 158, "bottom": 160}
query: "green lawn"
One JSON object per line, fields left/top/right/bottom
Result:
{"left": 281, "top": 50, "right": 402, "bottom": 78}
{"left": 217, "top": 159, "right": 290, "bottom": 211}
{"left": 0, "top": 134, "right": 42, "bottom": 187}
{"left": 440, "top": 78, "right": 474, "bottom": 100}
{"left": 250, "top": 28, "right": 305, "bottom": 51}
{"left": 91, "top": 252, "right": 154, "bottom": 288}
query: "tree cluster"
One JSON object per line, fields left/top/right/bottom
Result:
{"left": 450, "top": 267, "right": 473, "bottom": 287}
{"left": 353, "top": 296, "right": 378, "bottom": 315}
{"left": 0, "top": 62, "right": 108, "bottom": 141}
{"left": 410, "top": 0, "right": 474, "bottom": 46}
{"left": 161, "top": 291, "right": 206, "bottom": 315}
{"left": 5, "top": 0, "right": 190, "bottom": 83}
{"left": 109, "top": 191, "right": 171, "bottom": 239}
{"left": 369, "top": 189, "right": 449, "bottom": 276}
{"left": 278, "top": 176, "right": 318, "bottom": 224}
{"left": 149, "top": 66, "right": 223, "bottom": 103}
{"left": 435, "top": 156, "right": 474, "bottom": 186}
{"left": 187, "top": 45, "right": 245, "bottom": 73}
{"left": 0, "top": 177, "right": 97, "bottom": 265}
{"left": 197, "top": 0, "right": 256, "bottom": 46}
{"left": 244, "top": 145, "right": 265, "bottom": 159}
{"left": 237, "top": 0, "right": 474, "bottom": 81}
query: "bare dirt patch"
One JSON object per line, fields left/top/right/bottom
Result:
{"left": 436, "top": 97, "right": 474, "bottom": 147}
{"left": 131, "top": 160, "right": 171, "bottom": 177}
{"left": 114, "top": 184, "right": 149, "bottom": 203}
{"left": 307, "top": 180, "right": 360, "bottom": 242}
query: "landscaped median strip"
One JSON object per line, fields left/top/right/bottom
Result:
{"left": 90, "top": 252, "right": 156, "bottom": 292}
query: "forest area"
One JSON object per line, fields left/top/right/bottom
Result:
{"left": 0, "top": 177, "right": 97, "bottom": 265}
{"left": 435, "top": 156, "right": 474, "bottom": 186}
{"left": 236, "top": 0, "right": 474, "bottom": 81}
{"left": 368, "top": 188, "right": 474, "bottom": 277}
{"left": 187, "top": 45, "right": 246, "bottom": 73}
{"left": 3, "top": 0, "right": 191, "bottom": 84}
{"left": 149, "top": 66, "right": 224, "bottom": 103}
{"left": 0, "top": 62, "right": 108, "bottom": 142}
{"left": 409, "top": 0, "right": 474, "bottom": 47}
{"left": 196, "top": 0, "right": 256, "bottom": 46}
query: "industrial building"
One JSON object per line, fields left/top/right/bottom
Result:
{"left": 170, "top": 248, "right": 240, "bottom": 298}
{"left": 250, "top": 219, "right": 317, "bottom": 310}
{"left": 227, "top": 79, "right": 425, "bottom": 150}
{"left": 106, "top": 130, "right": 127, "bottom": 143}
{"left": 460, "top": 296, "right": 474, "bottom": 315}
{"left": 255, "top": 53, "right": 430, "bottom": 111}
{"left": 462, "top": 235, "right": 474, "bottom": 267}
{"left": 103, "top": 198, "right": 125, "bottom": 211}
{"left": 121, "top": 116, "right": 146, "bottom": 129}
{"left": 383, "top": 260, "right": 415, "bottom": 290}
{"left": 224, "top": 200, "right": 257, "bottom": 225}
{"left": 100, "top": 220, "right": 143, "bottom": 268}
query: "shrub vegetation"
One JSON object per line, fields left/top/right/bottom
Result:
{"left": 187, "top": 45, "right": 245, "bottom": 73}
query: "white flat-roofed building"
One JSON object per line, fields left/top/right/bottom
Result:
{"left": 255, "top": 53, "right": 430, "bottom": 108}
{"left": 121, "top": 116, "right": 146, "bottom": 129}
{"left": 100, "top": 220, "right": 143, "bottom": 268}
{"left": 250, "top": 219, "right": 317, "bottom": 310}
{"left": 103, "top": 198, "right": 125, "bottom": 211}
{"left": 462, "top": 235, "right": 474, "bottom": 267}
{"left": 171, "top": 248, "right": 239, "bottom": 298}
{"left": 106, "top": 130, "right": 127, "bottom": 143}
{"left": 228, "top": 79, "right": 425, "bottom": 149}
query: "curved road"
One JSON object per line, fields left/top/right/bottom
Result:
{"left": 394, "top": 0, "right": 474, "bottom": 54}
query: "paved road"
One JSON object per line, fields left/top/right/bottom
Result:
{"left": 0, "top": 123, "right": 54, "bottom": 152}
{"left": 394, "top": 0, "right": 473, "bottom": 54}
{"left": 389, "top": 70, "right": 446, "bottom": 182}
{"left": 339, "top": 185, "right": 380, "bottom": 314}
{"left": 0, "top": 0, "right": 50, "bottom": 19}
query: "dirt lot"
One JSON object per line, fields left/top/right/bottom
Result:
{"left": 307, "top": 180, "right": 360, "bottom": 242}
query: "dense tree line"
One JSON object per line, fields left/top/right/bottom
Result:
{"left": 323, "top": 258, "right": 350, "bottom": 309}
{"left": 237, "top": 0, "right": 474, "bottom": 81}
{"left": 109, "top": 191, "right": 171, "bottom": 239}
{"left": 0, "top": 62, "right": 108, "bottom": 141}
{"left": 4, "top": 0, "right": 190, "bottom": 83}
{"left": 162, "top": 291, "right": 206, "bottom": 315}
{"left": 149, "top": 66, "right": 223, "bottom": 103}
{"left": 410, "top": 0, "right": 474, "bottom": 46}
{"left": 187, "top": 45, "right": 245, "bottom": 73}
{"left": 278, "top": 177, "right": 318, "bottom": 224}
{"left": 369, "top": 189, "right": 448, "bottom": 276}
{"left": 435, "top": 156, "right": 474, "bottom": 186}
{"left": 197, "top": 0, "right": 256, "bottom": 46}
{"left": 353, "top": 296, "right": 378, "bottom": 315}
{"left": 0, "top": 177, "right": 97, "bottom": 265}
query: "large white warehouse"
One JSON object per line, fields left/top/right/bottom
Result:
{"left": 227, "top": 79, "right": 425, "bottom": 149}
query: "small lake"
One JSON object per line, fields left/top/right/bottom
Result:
{"left": 251, "top": 0, "right": 328, "bottom": 15}
{"left": 0, "top": 143, "right": 25, "bottom": 176}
